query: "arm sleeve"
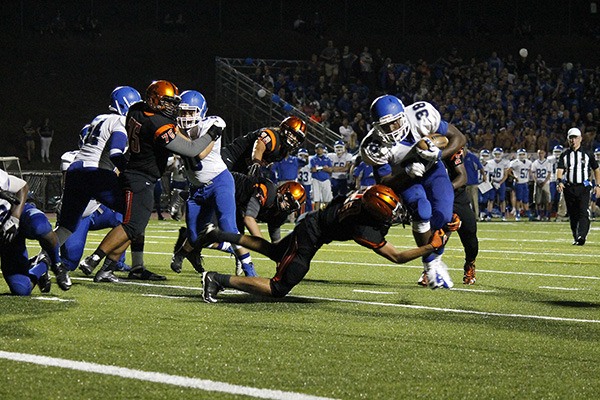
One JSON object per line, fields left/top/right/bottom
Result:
{"left": 107, "top": 131, "right": 128, "bottom": 172}
{"left": 164, "top": 134, "right": 214, "bottom": 157}
{"left": 244, "top": 196, "right": 261, "bottom": 219}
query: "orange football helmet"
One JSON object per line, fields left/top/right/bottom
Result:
{"left": 279, "top": 116, "right": 306, "bottom": 151}
{"left": 361, "top": 184, "right": 402, "bottom": 222}
{"left": 146, "top": 80, "right": 181, "bottom": 118}
{"left": 276, "top": 181, "right": 306, "bottom": 212}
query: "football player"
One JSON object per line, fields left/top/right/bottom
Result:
{"left": 310, "top": 143, "right": 333, "bottom": 210}
{"left": 508, "top": 149, "right": 532, "bottom": 221}
{"left": 484, "top": 147, "right": 510, "bottom": 221}
{"left": 328, "top": 140, "right": 353, "bottom": 196}
{"left": 80, "top": 80, "right": 221, "bottom": 281}
{"left": 199, "top": 184, "right": 451, "bottom": 303}
{"left": 169, "top": 90, "right": 257, "bottom": 277}
{"left": 531, "top": 149, "right": 553, "bottom": 221}
{"left": 296, "top": 148, "right": 313, "bottom": 213}
{"left": 221, "top": 116, "right": 307, "bottom": 177}
{"left": 359, "top": 95, "right": 466, "bottom": 289}
{"left": 548, "top": 145, "right": 566, "bottom": 219}
{"left": 0, "top": 169, "right": 62, "bottom": 295}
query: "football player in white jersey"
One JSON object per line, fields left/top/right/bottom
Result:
{"left": 53, "top": 86, "right": 143, "bottom": 287}
{"left": 484, "top": 147, "right": 510, "bottom": 221}
{"left": 359, "top": 95, "right": 466, "bottom": 289}
{"left": 531, "top": 149, "right": 553, "bottom": 220}
{"left": 170, "top": 90, "right": 257, "bottom": 277}
{"left": 508, "top": 149, "right": 533, "bottom": 221}
{"left": 548, "top": 145, "right": 565, "bottom": 219}
{"left": 328, "top": 140, "right": 353, "bottom": 196}
{"left": 296, "top": 148, "right": 313, "bottom": 213}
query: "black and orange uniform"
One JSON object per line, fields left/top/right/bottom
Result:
{"left": 211, "top": 192, "right": 390, "bottom": 297}
{"left": 444, "top": 149, "right": 478, "bottom": 266}
{"left": 221, "top": 127, "right": 289, "bottom": 174}
{"left": 121, "top": 102, "right": 215, "bottom": 239}
{"left": 232, "top": 172, "right": 290, "bottom": 241}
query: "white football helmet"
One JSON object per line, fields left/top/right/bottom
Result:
{"left": 492, "top": 147, "right": 504, "bottom": 161}
{"left": 479, "top": 149, "right": 490, "bottom": 163}
{"left": 334, "top": 140, "right": 346, "bottom": 156}
{"left": 552, "top": 145, "right": 563, "bottom": 157}
{"left": 517, "top": 148, "right": 527, "bottom": 161}
{"left": 595, "top": 147, "right": 600, "bottom": 162}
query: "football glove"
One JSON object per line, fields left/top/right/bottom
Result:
{"left": 429, "top": 229, "right": 448, "bottom": 250}
{"left": 206, "top": 125, "right": 222, "bottom": 141}
{"left": 445, "top": 213, "right": 462, "bottom": 232}
{"left": 405, "top": 162, "right": 426, "bottom": 178}
{"left": 415, "top": 139, "right": 442, "bottom": 162}
{"left": 0, "top": 189, "right": 21, "bottom": 205}
{"left": 1, "top": 215, "right": 20, "bottom": 244}
{"left": 360, "top": 137, "right": 392, "bottom": 165}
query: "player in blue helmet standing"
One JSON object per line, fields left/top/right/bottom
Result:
{"left": 508, "top": 149, "right": 532, "bottom": 221}
{"left": 296, "top": 148, "right": 312, "bottom": 213}
{"left": 310, "top": 143, "right": 333, "bottom": 210}
{"left": 52, "top": 86, "right": 142, "bottom": 288}
{"left": 484, "top": 147, "right": 510, "bottom": 221}
{"left": 1, "top": 169, "right": 63, "bottom": 295}
{"left": 170, "top": 90, "right": 257, "bottom": 277}
{"left": 328, "top": 140, "right": 353, "bottom": 196}
{"left": 359, "top": 94, "right": 465, "bottom": 289}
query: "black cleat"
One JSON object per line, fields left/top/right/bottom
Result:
{"left": 127, "top": 265, "right": 166, "bottom": 281}
{"left": 196, "top": 223, "right": 220, "bottom": 249}
{"left": 93, "top": 269, "right": 121, "bottom": 283}
{"left": 187, "top": 248, "right": 205, "bottom": 274}
{"left": 51, "top": 262, "right": 72, "bottom": 291}
{"left": 202, "top": 271, "right": 223, "bottom": 303}
{"left": 79, "top": 254, "right": 102, "bottom": 276}
{"left": 38, "top": 270, "right": 51, "bottom": 293}
{"left": 170, "top": 253, "right": 185, "bottom": 273}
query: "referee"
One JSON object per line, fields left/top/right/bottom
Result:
{"left": 556, "top": 127, "right": 600, "bottom": 245}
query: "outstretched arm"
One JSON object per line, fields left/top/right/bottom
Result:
{"left": 373, "top": 229, "right": 448, "bottom": 264}
{"left": 442, "top": 124, "right": 467, "bottom": 160}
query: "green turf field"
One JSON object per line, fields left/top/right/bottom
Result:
{"left": 1, "top": 218, "right": 599, "bottom": 399}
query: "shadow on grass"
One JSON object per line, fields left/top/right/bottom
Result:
{"left": 303, "top": 278, "right": 388, "bottom": 287}
{"left": 542, "top": 300, "right": 600, "bottom": 308}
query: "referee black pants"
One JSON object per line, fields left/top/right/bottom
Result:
{"left": 454, "top": 188, "right": 478, "bottom": 264}
{"left": 563, "top": 184, "right": 591, "bottom": 240}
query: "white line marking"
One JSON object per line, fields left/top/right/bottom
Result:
{"left": 296, "top": 296, "right": 600, "bottom": 324}
{"left": 0, "top": 351, "right": 337, "bottom": 400}
{"left": 141, "top": 294, "right": 187, "bottom": 299}
{"left": 31, "top": 296, "right": 75, "bottom": 302}
{"left": 353, "top": 290, "right": 398, "bottom": 295}
{"left": 539, "top": 286, "right": 590, "bottom": 291}
{"left": 449, "top": 288, "right": 496, "bottom": 293}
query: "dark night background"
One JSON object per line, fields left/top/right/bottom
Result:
{"left": 1, "top": 0, "right": 599, "bottom": 166}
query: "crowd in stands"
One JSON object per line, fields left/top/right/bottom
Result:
{"left": 248, "top": 43, "right": 600, "bottom": 154}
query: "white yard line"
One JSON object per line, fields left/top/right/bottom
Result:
{"left": 539, "top": 286, "right": 590, "bottom": 291}
{"left": 353, "top": 289, "right": 398, "bottom": 295}
{"left": 0, "top": 351, "right": 336, "bottom": 400}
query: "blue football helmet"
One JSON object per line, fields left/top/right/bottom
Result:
{"left": 517, "top": 148, "right": 527, "bottom": 161}
{"left": 178, "top": 90, "right": 207, "bottom": 129}
{"left": 109, "top": 86, "right": 142, "bottom": 116}
{"left": 552, "top": 145, "right": 564, "bottom": 157}
{"left": 334, "top": 140, "right": 346, "bottom": 155}
{"left": 370, "top": 95, "right": 410, "bottom": 144}
{"left": 297, "top": 148, "right": 309, "bottom": 156}
{"left": 595, "top": 147, "right": 600, "bottom": 161}
{"left": 492, "top": 147, "right": 504, "bottom": 160}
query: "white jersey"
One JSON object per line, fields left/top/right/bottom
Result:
{"left": 547, "top": 155, "right": 559, "bottom": 180}
{"left": 509, "top": 158, "right": 532, "bottom": 184}
{"left": 359, "top": 101, "right": 444, "bottom": 168}
{"left": 328, "top": 152, "right": 353, "bottom": 179}
{"left": 485, "top": 158, "right": 510, "bottom": 183}
{"left": 531, "top": 158, "right": 552, "bottom": 184}
{"left": 0, "top": 169, "right": 27, "bottom": 224}
{"left": 298, "top": 163, "right": 313, "bottom": 186}
{"left": 182, "top": 116, "right": 228, "bottom": 185}
{"left": 75, "top": 113, "right": 127, "bottom": 170}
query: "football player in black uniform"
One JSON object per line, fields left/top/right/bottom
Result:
{"left": 198, "top": 184, "right": 450, "bottom": 303}
{"left": 81, "top": 80, "right": 222, "bottom": 282}
{"left": 221, "top": 116, "right": 307, "bottom": 176}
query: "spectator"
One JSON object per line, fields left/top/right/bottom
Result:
{"left": 340, "top": 45, "right": 357, "bottom": 83}
{"left": 37, "top": 117, "right": 54, "bottom": 163}
{"left": 338, "top": 117, "right": 355, "bottom": 144}
{"left": 320, "top": 40, "right": 340, "bottom": 83}
{"left": 22, "top": 119, "right": 36, "bottom": 163}
{"left": 359, "top": 46, "right": 374, "bottom": 86}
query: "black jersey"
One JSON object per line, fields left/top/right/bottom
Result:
{"left": 302, "top": 195, "right": 389, "bottom": 249}
{"left": 125, "top": 101, "right": 178, "bottom": 180}
{"left": 222, "top": 127, "right": 289, "bottom": 173}
{"left": 444, "top": 148, "right": 466, "bottom": 192}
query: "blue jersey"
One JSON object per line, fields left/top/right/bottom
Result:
{"left": 272, "top": 156, "right": 300, "bottom": 182}
{"left": 310, "top": 154, "right": 333, "bottom": 182}
{"left": 353, "top": 161, "right": 376, "bottom": 187}
{"left": 463, "top": 151, "right": 483, "bottom": 185}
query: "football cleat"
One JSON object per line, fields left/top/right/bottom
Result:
{"left": 127, "top": 265, "right": 166, "bottom": 281}
{"left": 196, "top": 223, "right": 219, "bottom": 249}
{"left": 463, "top": 261, "right": 476, "bottom": 285}
{"left": 114, "top": 261, "right": 132, "bottom": 272}
{"left": 425, "top": 258, "right": 453, "bottom": 290}
{"left": 242, "top": 262, "right": 257, "bottom": 277}
{"left": 187, "top": 247, "right": 205, "bottom": 274}
{"left": 93, "top": 268, "right": 121, "bottom": 283}
{"left": 38, "top": 270, "right": 51, "bottom": 293}
{"left": 170, "top": 253, "right": 185, "bottom": 273}
{"left": 79, "top": 254, "right": 102, "bottom": 276}
{"left": 417, "top": 270, "right": 428, "bottom": 287}
{"left": 202, "top": 271, "right": 223, "bottom": 303}
{"left": 51, "top": 262, "right": 72, "bottom": 291}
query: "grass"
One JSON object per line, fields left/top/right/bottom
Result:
{"left": 1, "top": 217, "right": 599, "bottom": 399}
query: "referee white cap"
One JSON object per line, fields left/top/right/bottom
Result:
{"left": 567, "top": 127, "right": 581, "bottom": 138}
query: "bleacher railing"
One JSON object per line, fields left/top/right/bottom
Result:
{"left": 215, "top": 57, "right": 339, "bottom": 149}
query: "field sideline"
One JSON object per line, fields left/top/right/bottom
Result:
{"left": 1, "top": 218, "right": 599, "bottom": 399}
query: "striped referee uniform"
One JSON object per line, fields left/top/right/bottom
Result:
{"left": 556, "top": 128, "right": 600, "bottom": 245}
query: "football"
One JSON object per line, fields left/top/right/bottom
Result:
{"left": 416, "top": 134, "right": 449, "bottom": 151}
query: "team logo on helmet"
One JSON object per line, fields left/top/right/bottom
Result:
{"left": 146, "top": 80, "right": 181, "bottom": 119}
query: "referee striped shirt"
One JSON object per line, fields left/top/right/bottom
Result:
{"left": 557, "top": 148, "right": 599, "bottom": 184}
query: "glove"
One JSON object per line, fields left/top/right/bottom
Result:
{"left": 429, "top": 229, "right": 448, "bottom": 250}
{"left": 0, "top": 189, "right": 21, "bottom": 205}
{"left": 248, "top": 162, "right": 263, "bottom": 177}
{"left": 360, "top": 138, "right": 392, "bottom": 165}
{"left": 415, "top": 139, "right": 442, "bottom": 162}
{"left": 1, "top": 215, "right": 20, "bottom": 244}
{"left": 445, "top": 213, "right": 462, "bottom": 232}
{"left": 405, "top": 162, "right": 426, "bottom": 178}
{"left": 206, "top": 125, "right": 222, "bottom": 141}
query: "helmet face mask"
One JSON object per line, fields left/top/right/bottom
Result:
{"left": 370, "top": 95, "right": 410, "bottom": 144}
{"left": 480, "top": 150, "right": 490, "bottom": 162}
{"left": 553, "top": 145, "right": 563, "bottom": 157}
{"left": 280, "top": 116, "right": 306, "bottom": 151}
{"left": 276, "top": 182, "right": 306, "bottom": 212}
{"left": 109, "top": 86, "right": 141, "bottom": 116}
{"left": 334, "top": 140, "right": 345, "bottom": 156}
{"left": 146, "top": 80, "right": 181, "bottom": 119}
{"left": 517, "top": 149, "right": 527, "bottom": 161}
{"left": 178, "top": 90, "right": 207, "bottom": 129}
{"left": 492, "top": 147, "right": 503, "bottom": 161}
